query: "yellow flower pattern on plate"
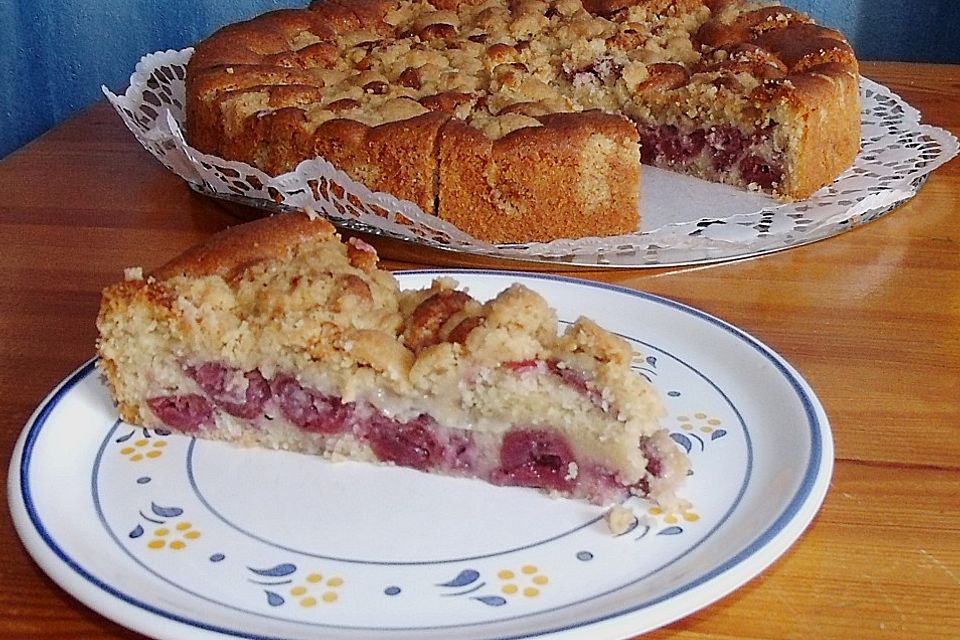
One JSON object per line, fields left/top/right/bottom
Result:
{"left": 676, "top": 412, "right": 723, "bottom": 434}
{"left": 497, "top": 565, "right": 549, "bottom": 599}
{"left": 147, "top": 520, "right": 201, "bottom": 550}
{"left": 289, "top": 572, "right": 344, "bottom": 607}
{"left": 119, "top": 437, "right": 167, "bottom": 462}
{"left": 648, "top": 506, "right": 700, "bottom": 526}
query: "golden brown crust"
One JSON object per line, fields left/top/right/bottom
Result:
{"left": 780, "top": 62, "right": 860, "bottom": 198}
{"left": 438, "top": 111, "right": 640, "bottom": 243}
{"left": 151, "top": 213, "right": 340, "bottom": 281}
{"left": 695, "top": 5, "right": 860, "bottom": 198}
{"left": 635, "top": 62, "right": 691, "bottom": 92}
{"left": 189, "top": 10, "right": 337, "bottom": 73}
{"left": 753, "top": 24, "right": 856, "bottom": 72}
{"left": 403, "top": 288, "right": 475, "bottom": 351}
{"left": 186, "top": 66, "right": 328, "bottom": 156}
{"left": 312, "top": 0, "right": 404, "bottom": 34}
{"left": 184, "top": 0, "right": 861, "bottom": 240}
{"left": 302, "top": 111, "right": 449, "bottom": 214}
{"left": 578, "top": 0, "right": 638, "bottom": 15}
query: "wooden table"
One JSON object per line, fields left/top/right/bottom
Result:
{"left": 1, "top": 62, "right": 957, "bottom": 639}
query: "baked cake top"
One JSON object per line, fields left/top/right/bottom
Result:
{"left": 187, "top": 0, "right": 857, "bottom": 142}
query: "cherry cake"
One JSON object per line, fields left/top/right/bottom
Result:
{"left": 185, "top": 0, "right": 861, "bottom": 243}
{"left": 97, "top": 213, "right": 688, "bottom": 507}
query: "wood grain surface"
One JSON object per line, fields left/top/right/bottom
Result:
{"left": 0, "top": 61, "right": 957, "bottom": 639}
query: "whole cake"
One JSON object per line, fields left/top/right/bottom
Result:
{"left": 185, "top": 0, "right": 860, "bottom": 243}
{"left": 96, "top": 213, "right": 688, "bottom": 507}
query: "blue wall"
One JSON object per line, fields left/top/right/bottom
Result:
{"left": 801, "top": 1, "right": 960, "bottom": 64}
{"left": 0, "top": 1, "right": 300, "bottom": 160}
{"left": 1, "top": 0, "right": 958, "bottom": 160}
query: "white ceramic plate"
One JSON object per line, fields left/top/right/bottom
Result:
{"left": 9, "top": 272, "right": 833, "bottom": 640}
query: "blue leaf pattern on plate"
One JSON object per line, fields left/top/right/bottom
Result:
{"left": 658, "top": 526, "right": 684, "bottom": 536}
{"left": 249, "top": 563, "right": 298, "bottom": 577}
{"left": 670, "top": 433, "right": 693, "bottom": 454}
{"left": 128, "top": 524, "right": 144, "bottom": 539}
{"left": 473, "top": 595, "right": 507, "bottom": 607}
{"left": 264, "top": 591, "right": 285, "bottom": 606}
{"left": 437, "top": 569, "right": 480, "bottom": 587}
{"left": 150, "top": 502, "right": 183, "bottom": 518}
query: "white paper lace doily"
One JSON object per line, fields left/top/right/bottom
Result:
{"left": 104, "top": 48, "right": 958, "bottom": 268}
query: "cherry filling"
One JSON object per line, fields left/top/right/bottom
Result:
{"left": 640, "top": 436, "right": 665, "bottom": 479}
{"left": 147, "top": 363, "right": 471, "bottom": 473}
{"left": 443, "top": 432, "right": 478, "bottom": 472}
{"left": 738, "top": 153, "right": 783, "bottom": 189}
{"left": 144, "top": 362, "right": 666, "bottom": 502}
{"left": 576, "top": 462, "right": 628, "bottom": 504}
{"left": 492, "top": 428, "right": 575, "bottom": 492}
{"left": 146, "top": 394, "right": 214, "bottom": 432}
{"left": 365, "top": 414, "right": 443, "bottom": 471}
{"left": 501, "top": 359, "right": 541, "bottom": 374}
{"left": 187, "top": 362, "right": 271, "bottom": 419}
{"left": 631, "top": 436, "right": 668, "bottom": 496}
{"left": 271, "top": 375, "right": 353, "bottom": 434}
{"left": 704, "top": 125, "right": 746, "bottom": 171}
{"left": 640, "top": 125, "right": 706, "bottom": 165}
{"left": 639, "top": 123, "right": 783, "bottom": 188}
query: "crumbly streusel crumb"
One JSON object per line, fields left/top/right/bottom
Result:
{"left": 605, "top": 504, "right": 638, "bottom": 535}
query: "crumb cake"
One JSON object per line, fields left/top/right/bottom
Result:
{"left": 185, "top": 0, "right": 860, "bottom": 243}
{"left": 96, "top": 213, "right": 688, "bottom": 506}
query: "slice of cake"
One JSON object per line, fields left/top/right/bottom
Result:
{"left": 96, "top": 213, "right": 688, "bottom": 507}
